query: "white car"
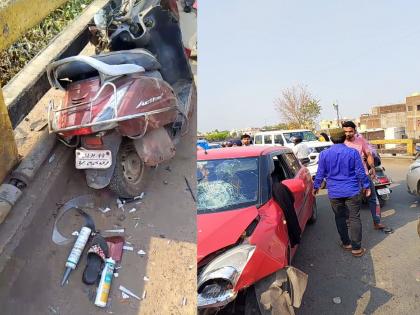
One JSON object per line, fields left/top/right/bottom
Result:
{"left": 407, "top": 158, "right": 420, "bottom": 196}
{"left": 253, "top": 129, "right": 332, "bottom": 177}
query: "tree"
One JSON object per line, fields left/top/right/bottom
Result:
{"left": 261, "top": 123, "right": 289, "bottom": 131}
{"left": 205, "top": 130, "right": 230, "bottom": 142}
{"left": 274, "top": 85, "right": 321, "bottom": 129}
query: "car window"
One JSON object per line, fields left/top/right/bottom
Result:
{"left": 197, "top": 157, "right": 259, "bottom": 214}
{"left": 264, "top": 135, "right": 272, "bottom": 145}
{"left": 283, "top": 153, "right": 301, "bottom": 177}
{"left": 255, "top": 135, "right": 262, "bottom": 144}
{"left": 283, "top": 131, "right": 318, "bottom": 143}
{"left": 274, "top": 135, "right": 284, "bottom": 145}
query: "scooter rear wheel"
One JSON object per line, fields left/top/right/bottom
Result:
{"left": 108, "top": 141, "right": 145, "bottom": 198}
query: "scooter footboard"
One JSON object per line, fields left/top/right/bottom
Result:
{"left": 83, "top": 131, "right": 122, "bottom": 189}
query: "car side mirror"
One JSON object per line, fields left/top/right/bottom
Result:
{"left": 299, "top": 157, "right": 310, "bottom": 167}
{"left": 282, "top": 178, "right": 305, "bottom": 194}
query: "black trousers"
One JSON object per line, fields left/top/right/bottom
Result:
{"left": 329, "top": 194, "right": 362, "bottom": 250}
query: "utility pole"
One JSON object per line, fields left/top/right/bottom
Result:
{"left": 333, "top": 102, "right": 340, "bottom": 127}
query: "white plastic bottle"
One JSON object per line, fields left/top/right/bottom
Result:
{"left": 61, "top": 226, "right": 92, "bottom": 286}
{"left": 95, "top": 258, "right": 115, "bottom": 307}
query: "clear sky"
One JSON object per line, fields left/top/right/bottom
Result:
{"left": 198, "top": 0, "right": 420, "bottom": 132}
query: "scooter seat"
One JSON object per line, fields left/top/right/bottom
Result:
{"left": 54, "top": 49, "right": 161, "bottom": 81}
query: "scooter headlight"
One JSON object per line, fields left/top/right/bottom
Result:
{"left": 197, "top": 244, "right": 256, "bottom": 309}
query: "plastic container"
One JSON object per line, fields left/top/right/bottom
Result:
{"left": 94, "top": 258, "right": 115, "bottom": 307}
{"left": 61, "top": 226, "right": 92, "bottom": 286}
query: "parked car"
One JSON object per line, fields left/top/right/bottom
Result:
{"left": 253, "top": 129, "right": 332, "bottom": 178}
{"left": 407, "top": 157, "right": 420, "bottom": 196}
{"left": 197, "top": 146, "right": 315, "bottom": 314}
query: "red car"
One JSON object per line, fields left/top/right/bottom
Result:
{"left": 197, "top": 146, "right": 316, "bottom": 314}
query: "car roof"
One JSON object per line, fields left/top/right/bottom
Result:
{"left": 254, "top": 129, "right": 310, "bottom": 135}
{"left": 197, "top": 146, "right": 291, "bottom": 160}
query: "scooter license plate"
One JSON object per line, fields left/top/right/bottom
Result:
{"left": 377, "top": 188, "right": 390, "bottom": 195}
{"left": 75, "top": 149, "right": 112, "bottom": 169}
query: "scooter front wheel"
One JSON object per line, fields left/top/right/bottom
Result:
{"left": 108, "top": 141, "right": 146, "bottom": 198}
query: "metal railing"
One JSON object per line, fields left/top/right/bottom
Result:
{"left": 370, "top": 139, "right": 418, "bottom": 156}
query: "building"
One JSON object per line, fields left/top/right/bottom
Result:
{"left": 406, "top": 93, "right": 420, "bottom": 139}
{"left": 319, "top": 118, "right": 360, "bottom": 130}
{"left": 359, "top": 103, "right": 406, "bottom": 131}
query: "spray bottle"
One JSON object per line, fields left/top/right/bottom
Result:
{"left": 61, "top": 226, "right": 92, "bottom": 286}
{"left": 95, "top": 258, "right": 115, "bottom": 307}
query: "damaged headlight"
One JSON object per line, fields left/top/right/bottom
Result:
{"left": 197, "top": 244, "right": 256, "bottom": 309}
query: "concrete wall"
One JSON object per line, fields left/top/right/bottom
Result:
{"left": 406, "top": 95, "right": 420, "bottom": 138}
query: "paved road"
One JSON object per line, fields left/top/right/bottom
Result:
{"left": 294, "top": 158, "right": 420, "bottom": 315}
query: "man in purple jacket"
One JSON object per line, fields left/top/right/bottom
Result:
{"left": 313, "top": 129, "right": 371, "bottom": 257}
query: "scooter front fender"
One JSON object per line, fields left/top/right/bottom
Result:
{"left": 83, "top": 131, "right": 122, "bottom": 189}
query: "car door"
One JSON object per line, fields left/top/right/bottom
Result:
{"left": 280, "top": 152, "right": 311, "bottom": 226}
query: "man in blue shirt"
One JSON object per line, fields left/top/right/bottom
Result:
{"left": 313, "top": 129, "right": 371, "bottom": 257}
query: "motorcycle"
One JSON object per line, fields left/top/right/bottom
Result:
{"left": 372, "top": 166, "right": 392, "bottom": 207}
{"left": 47, "top": 0, "right": 195, "bottom": 197}
{"left": 361, "top": 166, "right": 392, "bottom": 207}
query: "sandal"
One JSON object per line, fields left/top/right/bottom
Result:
{"left": 351, "top": 248, "right": 366, "bottom": 257}
{"left": 82, "top": 234, "right": 109, "bottom": 285}
{"left": 341, "top": 244, "right": 352, "bottom": 251}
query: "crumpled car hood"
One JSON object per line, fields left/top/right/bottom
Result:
{"left": 197, "top": 206, "right": 259, "bottom": 263}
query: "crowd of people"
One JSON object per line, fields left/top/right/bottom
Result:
{"left": 220, "top": 134, "right": 252, "bottom": 147}
{"left": 313, "top": 121, "right": 391, "bottom": 257}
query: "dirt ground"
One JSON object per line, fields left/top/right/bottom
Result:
{"left": 0, "top": 85, "right": 197, "bottom": 315}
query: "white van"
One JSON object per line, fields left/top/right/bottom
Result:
{"left": 253, "top": 129, "right": 332, "bottom": 177}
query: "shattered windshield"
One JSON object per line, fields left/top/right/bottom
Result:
{"left": 197, "top": 158, "right": 259, "bottom": 214}
{"left": 283, "top": 131, "right": 317, "bottom": 143}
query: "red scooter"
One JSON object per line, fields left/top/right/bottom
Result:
{"left": 47, "top": 0, "right": 195, "bottom": 197}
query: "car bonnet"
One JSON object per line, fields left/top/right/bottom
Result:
{"left": 197, "top": 205, "right": 259, "bottom": 263}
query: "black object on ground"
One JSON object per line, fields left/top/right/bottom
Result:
{"left": 83, "top": 234, "right": 109, "bottom": 285}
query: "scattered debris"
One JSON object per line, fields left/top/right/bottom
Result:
{"left": 122, "top": 292, "right": 130, "bottom": 300}
{"left": 119, "top": 285, "right": 141, "bottom": 300}
{"left": 48, "top": 305, "right": 59, "bottom": 314}
{"left": 142, "top": 290, "right": 147, "bottom": 300}
{"left": 384, "top": 227, "right": 394, "bottom": 234}
{"left": 333, "top": 297, "right": 342, "bottom": 304}
{"left": 123, "top": 245, "right": 134, "bottom": 251}
{"left": 143, "top": 276, "right": 150, "bottom": 281}
{"left": 181, "top": 297, "right": 187, "bottom": 306}
{"left": 132, "top": 217, "right": 141, "bottom": 220}
{"left": 310, "top": 263, "right": 314, "bottom": 267}
{"left": 99, "top": 207, "right": 111, "bottom": 214}
{"left": 114, "top": 273, "right": 119, "bottom": 278}
{"left": 135, "top": 201, "right": 142, "bottom": 205}
{"left": 48, "top": 154, "right": 56, "bottom": 164}
{"left": 117, "top": 199, "right": 124, "bottom": 209}
{"left": 163, "top": 180, "right": 168, "bottom": 185}
{"left": 71, "top": 231, "right": 79, "bottom": 236}
{"left": 184, "top": 176, "right": 196, "bottom": 202}
{"left": 104, "top": 229, "right": 125, "bottom": 233}
{"left": 129, "top": 208, "right": 137, "bottom": 213}
{"left": 138, "top": 250, "right": 146, "bottom": 256}
{"left": 134, "top": 222, "right": 139, "bottom": 228}
{"left": 125, "top": 241, "right": 132, "bottom": 245}
{"left": 167, "top": 240, "right": 171, "bottom": 244}
{"left": 188, "top": 265, "right": 193, "bottom": 270}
